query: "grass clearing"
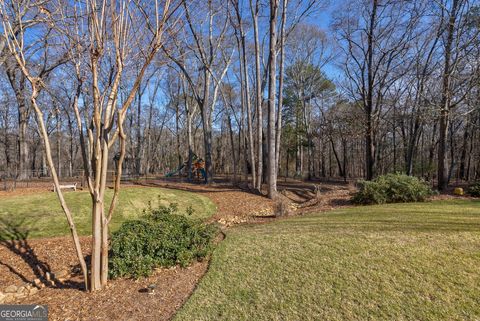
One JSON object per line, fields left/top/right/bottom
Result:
{"left": 176, "top": 200, "right": 480, "bottom": 321}
{"left": 0, "top": 186, "right": 216, "bottom": 239}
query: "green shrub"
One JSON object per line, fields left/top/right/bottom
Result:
{"left": 351, "top": 180, "right": 387, "bottom": 205}
{"left": 109, "top": 203, "right": 218, "bottom": 279}
{"left": 467, "top": 182, "right": 480, "bottom": 197}
{"left": 352, "top": 173, "right": 434, "bottom": 205}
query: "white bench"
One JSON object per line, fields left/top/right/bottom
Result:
{"left": 53, "top": 183, "right": 77, "bottom": 192}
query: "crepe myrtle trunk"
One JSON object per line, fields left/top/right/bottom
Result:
{"left": 90, "top": 195, "right": 103, "bottom": 290}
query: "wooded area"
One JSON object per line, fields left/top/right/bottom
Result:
{"left": 0, "top": 0, "right": 479, "bottom": 194}
{"left": 0, "top": 0, "right": 479, "bottom": 295}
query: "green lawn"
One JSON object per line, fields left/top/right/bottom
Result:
{"left": 0, "top": 187, "right": 216, "bottom": 239}
{"left": 176, "top": 200, "right": 480, "bottom": 321}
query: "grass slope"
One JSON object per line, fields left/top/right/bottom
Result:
{"left": 176, "top": 200, "right": 480, "bottom": 321}
{"left": 0, "top": 187, "right": 216, "bottom": 239}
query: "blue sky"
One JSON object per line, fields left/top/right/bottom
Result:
{"left": 304, "top": 5, "right": 342, "bottom": 81}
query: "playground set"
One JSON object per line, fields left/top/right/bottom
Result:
{"left": 165, "top": 153, "right": 206, "bottom": 180}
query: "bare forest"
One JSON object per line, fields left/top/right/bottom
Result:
{"left": 1, "top": 0, "right": 479, "bottom": 195}
{"left": 0, "top": 0, "right": 479, "bottom": 301}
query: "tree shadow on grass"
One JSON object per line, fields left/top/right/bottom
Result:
{"left": 0, "top": 218, "right": 85, "bottom": 290}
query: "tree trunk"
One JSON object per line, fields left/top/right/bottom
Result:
{"left": 330, "top": 137, "right": 344, "bottom": 177}
{"left": 235, "top": 2, "right": 256, "bottom": 188}
{"left": 267, "top": 0, "right": 279, "bottom": 199}
{"left": 459, "top": 120, "right": 470, "bottom": 180}
{"left": 200, "top": 70, "right": 213, "bottom": 184}
{"left": 227, "top": 114, "right": 237, "bottom": 182}
{"left": 176, "top": 103, "right": 182, "bottom": 169}
{"left": 251, "top": 0, "right": 263, "bottom": 192}
{"left": 428, "top": 121, "right": 438, "bottom": 180}
{"left": 186, "top": 108, "right": 194, "bottom": 181}
{"left": 31, "top": 94, "right": 88, "bottom": 290}
{"left": 342, "top": 139, "right": 348, "bottom": 182}
{"left": 365, "top": 0, "right": 378, "bottom": 181}
{"left": 135, "top": 87, "right": 143, "bottom": 175}
{"left": 56, "top": 108, "right": 61, "bottom": 178}
{"left": 90, "top": 196, "right": 103, "bottom": 291}
{"left": 6, "top": 67, "right": 30, "bottom": 180}
{"left": 437, "top": 0, "right": 458, "bottom": 191}
{"left": 275, "top": 0, "right": 288, "bottom": 177}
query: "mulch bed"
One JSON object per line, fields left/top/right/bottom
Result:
{"left": 19, "top": 260, "right": 208, "bottom": 321}
{"left": 0, "top": 236, "right": 207, "bottom": 320}
{"left": 144, "top": 180, "right": 276, "bottom": 226}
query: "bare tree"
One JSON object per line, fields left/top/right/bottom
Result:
{"left": 249, "top": 0, "right": 263, "bottom": 191}
{"left": 163, "top": 0, "right": 232, "bottom": 184}
{"left": 1, "top": 0, "right": 178, "bottom": 291}
{"left": 266, "top": 0, "right": 279, "bottom": 198}
{"left": 274, "top": 0, "right": 288, "bottom": 179}
{"left": 334, "top": 0, "right": 422, "bottom": 180}
{"left": 232, "top": 0, "right": 256, "bottom": 188}
{"left": 436, "top": 0, "right": 478, "bottom": 190}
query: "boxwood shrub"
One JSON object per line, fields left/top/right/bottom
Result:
{"left": 352, "top": 173, "right": 434, "bottom": 205}
{"left": 109, "top": 203, "right": 217, "bottom": 279}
